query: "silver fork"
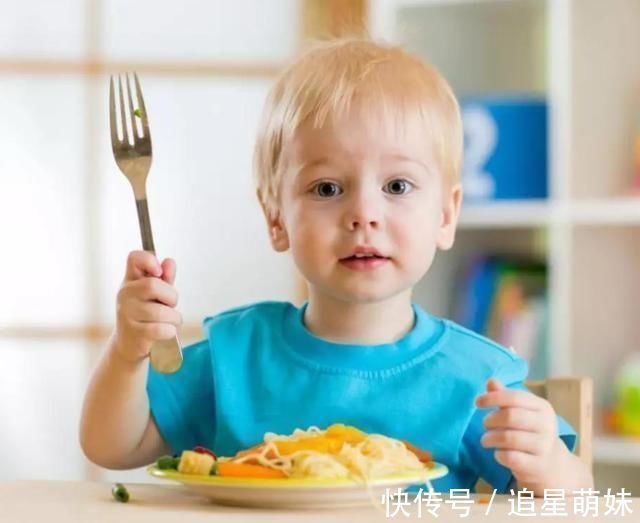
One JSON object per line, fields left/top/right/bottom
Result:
{"left": 109, "top": 72, "right": 183, "bottom": 374}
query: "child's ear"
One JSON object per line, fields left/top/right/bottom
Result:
{"left": 436, "top": 183, "right": 463, "bottom": 251}
{"left": 257, "top": 190, "right": 290, "bottom": 252}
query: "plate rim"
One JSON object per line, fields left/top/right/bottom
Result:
{"left": 147, "top": 462, "right": 448, "bottom": 490}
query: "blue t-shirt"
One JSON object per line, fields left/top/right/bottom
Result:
{"left": 147, "top": 300, "right": 576, "bottom": 493}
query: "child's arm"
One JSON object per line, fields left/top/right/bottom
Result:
{"left": 79, "top": 251, "right": 180, "bottom": 469}
{"left": 476, "top": 379, "right": 594, "bottom": 496}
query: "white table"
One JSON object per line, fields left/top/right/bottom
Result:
{"left": 1, "top": 481, "right": 636, "bottom": 522}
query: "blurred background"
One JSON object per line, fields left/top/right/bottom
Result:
{"left": 2, "top": 0, "right": 640, "bottom": 493}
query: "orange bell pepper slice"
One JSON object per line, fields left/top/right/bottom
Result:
{"left": 218, "top": 461, "right": 286, "bottom": 479}
{"left": 401, "top": 439, "right": 433, "bottom": 463}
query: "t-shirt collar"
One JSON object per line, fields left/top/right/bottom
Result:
{"left": 282, "top": 301, "right": 444, "bottom": 371}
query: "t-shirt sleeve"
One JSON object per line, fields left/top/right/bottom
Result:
{"left": 461, "top": 356, "right": 578, "bottom": 493}
{"left": 146, "top": 339, "right": 216, "bottom": 454}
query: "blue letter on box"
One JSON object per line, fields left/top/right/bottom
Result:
{"left": 461, "top": 97, "right": 548, "bottom": 201}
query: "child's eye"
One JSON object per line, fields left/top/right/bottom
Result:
{"left": 384, "top": 179, "right": 413, "bottom": 195}
{"left": 312, "top": 182, "right": 343, "bottom": 198}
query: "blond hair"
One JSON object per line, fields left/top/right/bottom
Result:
{"left": 254, "top": 38, "right": 462, "bottom": 217}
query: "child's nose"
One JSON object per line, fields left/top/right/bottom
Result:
{"left": 347, "top": 216, "right": 379, "bottom": 231}
{"left": 343, "top": 193, "right": 382, "bottom": 232}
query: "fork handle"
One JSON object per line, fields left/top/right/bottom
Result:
{"left": 135, "top": 197, "right": 184, "bottom": 374}
{"left": 150, "top": 337, "right": 184, "bottom": 374}
{"left": 135, "top": 199, "right": 156, "bottom": 253}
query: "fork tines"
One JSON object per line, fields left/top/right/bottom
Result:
{"left": 109, "top": 72, "right": 150, "bottom": 147}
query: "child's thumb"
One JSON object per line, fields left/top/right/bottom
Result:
{"left": 486, "top": 378, "right": 505, "bottom": 392}
{"left": 160, "top": 258, "right": 177, "bottom": 285}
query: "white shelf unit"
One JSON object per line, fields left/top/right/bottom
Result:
{"left": 369, "top": 0, "right": 640, "bottom": 467}
{"left": 593, "top": 436, "right": 640, "bottom": 466}
{"left": 459, "top": 200, "right": 552, "bottom": 228}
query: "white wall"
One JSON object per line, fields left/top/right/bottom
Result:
{"left": 1, "top": 0, "right": 300, "bottom": 481}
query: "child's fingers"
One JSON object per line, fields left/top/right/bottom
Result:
{"left": 121, "top": 277, "right": 179, "bottom": 307}
{"left": 476, "top": 388, "right": 544, "bottom": 411}
{"left": 483, "top": 408, "right": 540, "bottom": 432}
{"left": 494, "top": 450, "right": 543, "bottom": 480}
{"left": 481, "top": 429, "right": 542, "bottom": 455}
{"left": 129, "top": 301, "right": 182, "bottom": 326}
{"left": 160, "top": 258, "right": 177, "bottom": 285}
{"left": 125, "top": 250, "right": 162, "bottom": 281}
{"left": 486, "top": 378, "right": 505, "bottom": 392}
{"left": 131, "top": 321, "right": 178, "bottom": 341}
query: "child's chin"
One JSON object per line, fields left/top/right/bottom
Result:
{"left": 332, "top": 284, "right": 401, "bottom": 304}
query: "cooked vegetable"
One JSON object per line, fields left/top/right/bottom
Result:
{"left": 156, "top": 455, "right": 181, "bottom": 470}
{"left": 178, "top": 450, "right": 216, "bottom": 476}
{"left": 133, "top": 108, "right": 144, "bottom": 118}
{"left": 275, "top": 435, "right": 343, "bottom": 455}
{"left": 194, "top": 446, "right": 217, "bottom": 459}
{"left": 218, "top": 461, "right": 286, "bottom": 479}
{"left": 111, "top": 483, "right": 129, "bottom": 503}
{"left": 325, "top": 423, "right": 366, "bottom": 444}
{"left": 401, "top": 439, "right": 433, "bottom": 463}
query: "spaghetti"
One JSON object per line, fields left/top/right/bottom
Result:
{"left": 226, "top": 424, "right": 430, "bottom": 481}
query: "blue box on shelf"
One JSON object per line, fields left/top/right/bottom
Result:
{"left": 460, "top": 96, "right": 548, "bottom": 201}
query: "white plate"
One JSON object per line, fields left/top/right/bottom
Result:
{"left": 148, "top": 462, "right": 448, "bottom": 509}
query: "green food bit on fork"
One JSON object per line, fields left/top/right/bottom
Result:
{"left": 134, "top": 108, "right": 144, "bottom": 118}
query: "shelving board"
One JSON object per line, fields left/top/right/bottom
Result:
{"left": 593, "top": 435, "right": 640, "bottom": 466}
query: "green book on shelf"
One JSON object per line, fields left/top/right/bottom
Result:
{"left": 485, "top": 260, "right": 548, "bottom": 379}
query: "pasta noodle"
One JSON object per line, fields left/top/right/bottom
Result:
{"left": 230, "top": 424, "right": 429, "bottom": 481}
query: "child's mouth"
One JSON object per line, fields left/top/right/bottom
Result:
{"left": 339, "top": 255, "right": 390, "bottom": 271}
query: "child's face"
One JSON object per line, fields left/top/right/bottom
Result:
{"left": 265, "top": 109, "right": 462, "bottom": 304}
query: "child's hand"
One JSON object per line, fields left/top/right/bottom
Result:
{"left": 114, "top": 250, "right": 182, "bottom": 364}
{"left": 475, "top": 378, "right": 564, "bottom": 489}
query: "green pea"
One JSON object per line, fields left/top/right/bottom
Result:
{"left": 157, "top": 455, "right": 180, "bottom": 470}
{"left": 112, "top": 483, "right": 130, "bottom": 503}
{"left": 134, "top": 108, "right": 144, "bottom": 118}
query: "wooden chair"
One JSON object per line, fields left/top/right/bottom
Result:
{"left": 477, "top": 376, "right": 593, "bottom": 492}
{"left": 526, "top": 377, "right": 593, "bottom": 470}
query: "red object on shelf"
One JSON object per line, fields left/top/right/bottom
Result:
{"left": 603, "top": 406, "right": 621, "bottom": 433}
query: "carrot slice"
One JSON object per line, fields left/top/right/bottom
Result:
{"left": 217, "top": 461, "right": 286, "bottom": 479}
